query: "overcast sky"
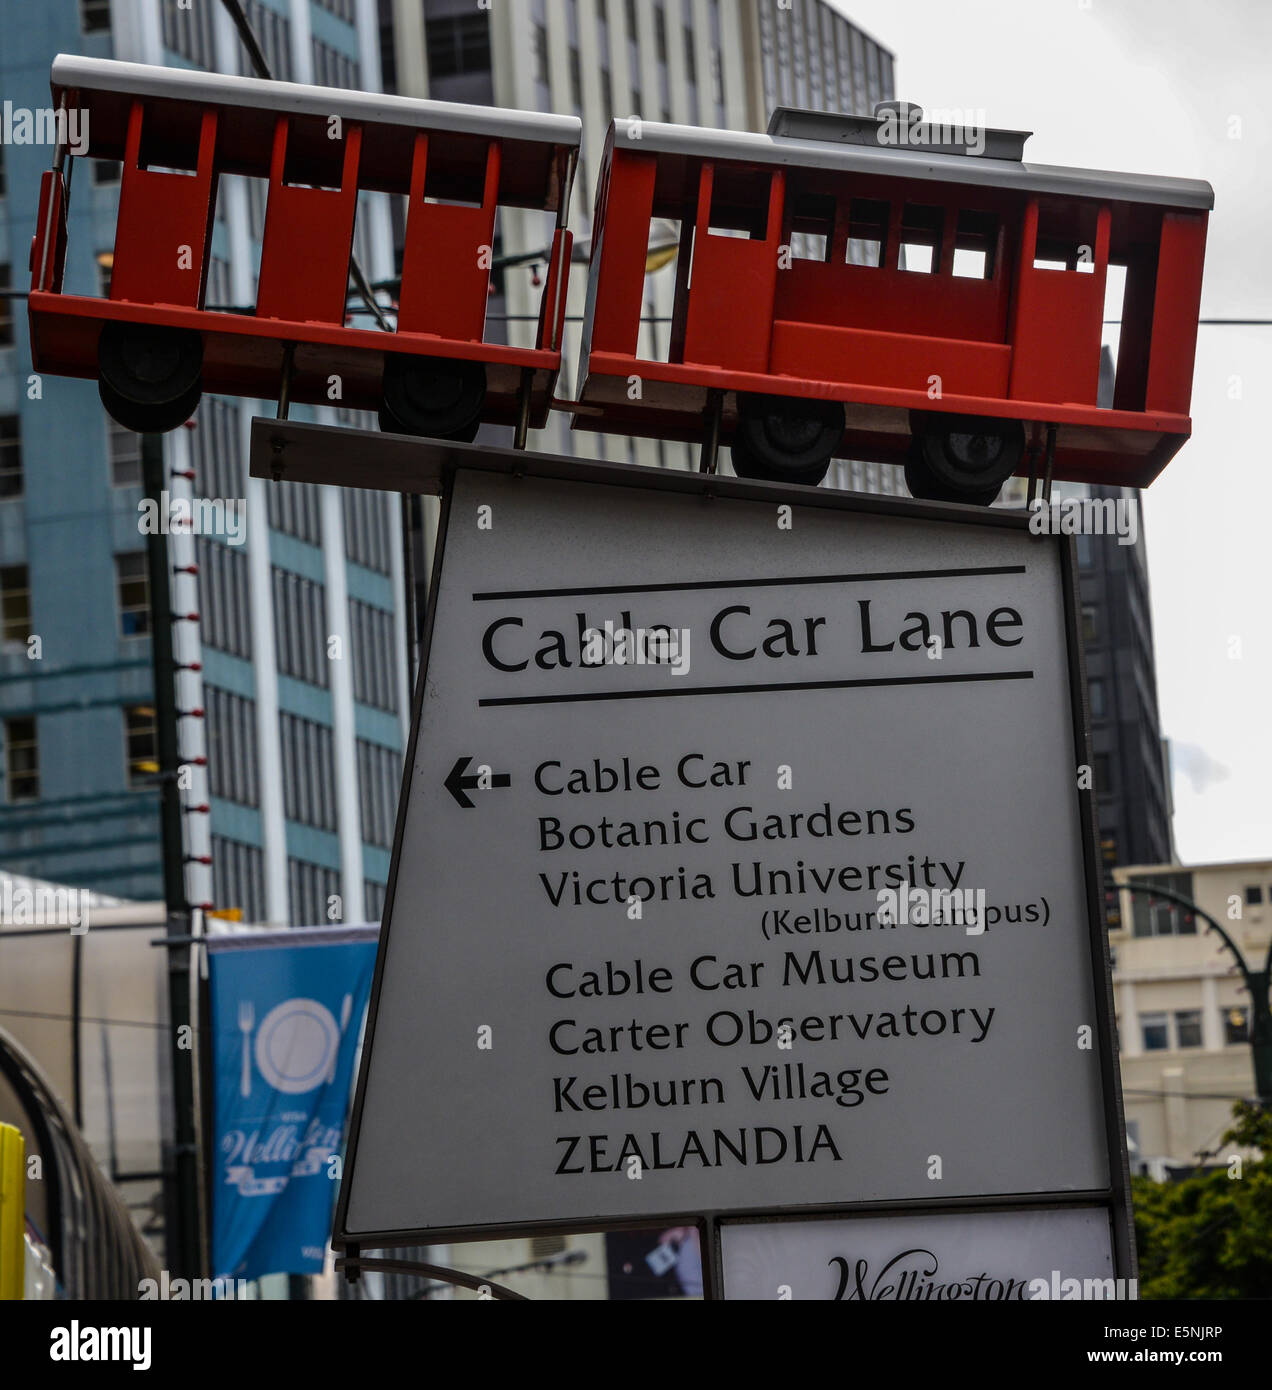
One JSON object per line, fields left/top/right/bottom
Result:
{"left": 836, "top": 0, "right": 1271, "bottom": 866}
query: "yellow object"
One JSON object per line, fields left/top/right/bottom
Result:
{"left": 645, "top": 244, "right": 678, "bottom": 273}
{"left": 208, "top": 907, "right": 244, "bottom": 922}
{"left": 0, "top": 1123, "right": 26, "bottom": 1300}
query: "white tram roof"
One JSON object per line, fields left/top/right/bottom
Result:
{"left": 51, "top": 55, "right": 581, "bottom": 211}
{"left": 607, "top": 108, "right": 1215, "bottom": 214}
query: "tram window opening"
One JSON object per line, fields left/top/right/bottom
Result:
{"left": 897, "top": 203, "right": 943, "bottom": 274}
{"left": 706, "top": 166, "right": 771, "bottom": 240}
{"left": 845, "top": 197, "right": 888, "bottom": 267}
{"left": 137, "top": 104, "right": 200, "bottom": 177}
{"left": 788, "top": 193, "right": 834, "bottom": 262}
{"left": 952, "top": 209, "right": 997, "bottom": 279}
{"left": 642, "top": 216, "right": 682, "bottom": 362}
{"left": 1034, "top": 201, "right": 1099, "bottom": 272}
{"left": 1098, "top": 262, "right": 1128, "bottom": 408}
{"left": 422, "top": 150, "right": 488, "bottom": 208}
{"left": 282, "top": 130, "right": 346, "bottom": 192}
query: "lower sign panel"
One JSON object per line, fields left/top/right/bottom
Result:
{"left": 720, "top": 1208, "right": 1119, "bottom": 1301}
{"left": 337, "top": 460, "right": 1123, "bottom": 1244}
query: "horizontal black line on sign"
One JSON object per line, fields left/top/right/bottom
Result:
{"left": 478, "top": 670, "right": 1035, "bottom": 707}
{"left": 471, "top": 565, "right": 1028, "bottom": 603}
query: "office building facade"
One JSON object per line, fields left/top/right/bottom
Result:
{"left": 0, "top": 0, "right": 409, "bottom": 926}
{"left": 1112, "top": 858, "right": 1271, "bottom": 1172}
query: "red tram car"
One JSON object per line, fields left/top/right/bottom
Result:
{"left": 27, "top": 58, "right": 1211, "bottom": 506}
{"left": 28, "top": 57, "right": 580, "bottom": 441}
{"left": 575, "top": 104, "right": 1212, "bottom": 501}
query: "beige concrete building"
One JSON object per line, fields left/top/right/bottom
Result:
{"left": 1111, "top": 858, "right": 1272, "bottom": 1174}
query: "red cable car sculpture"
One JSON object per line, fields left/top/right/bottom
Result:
{"left": 28, "top": 59, "right": 1211, "bottom": 506}
{"left": 28, "top": 56, "right": 580, "bottom": 442}
{"left": 575, "top": 103, "right": 1212, "bottom": 501}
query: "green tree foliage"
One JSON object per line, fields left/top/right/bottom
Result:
{"left": 1132, "top": 1101, "right": 1272, "bottom": 1299}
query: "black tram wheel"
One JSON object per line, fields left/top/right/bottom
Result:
{"left": 98, "top": 374, "right": 202, "bottom": 434}
{"left": 378, "top": 402, "right": 481, "bottom": 443}
{"left": 910, "top": 411, "right": 1023, "bottom": 502}
{"left": 903, "top": 439, "right": 1004, "bottom": 507}
{"left": 97, "top": 322, "right": 203, "bottom": 433}
{"left": 730, "top": 394, "right": 844, "bottom": 487}
{"left": 381, "top": 355, "right": 486, "bottom": 440}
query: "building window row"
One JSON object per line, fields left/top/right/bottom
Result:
{"left": 348, "top": 598, "right": 397, "bottom": 711}
{"left": 1139, "top": 1006, "right": 1249, "bottom": 1052}
{"left": 312, "top": 38, "right": 361, "bottom": 91}
{"left": 189, "top": 397, "right": 244, "bottom": 503}
{"left": 267, "top": 475, "right": 322, "bottom": 546}
{"left": 6, "top": 556, "right": 151, "bottom": 648}
{"left": 206, "top": 686, "right": 260, "bottom": 807}
{"left": 314, "top": 0, "right": 357, "bottom": 23}
{"left": 4, "top": 707, "right": 158, "bottom": 802}
{"left": 280, "top": 711, "right": 337, "bottom": 831}
{"left": 212, "top": 835, "right": 266, "bottom": 922}
{"left": 239, "top": 0, "right": 293, "bottom": 81}
{"left": 161, "top": 0, "right": 216, "bottom": 68}
{"left": 342, "top": 486, "right": 393, "bottom": 573}
{"left": 198, "top": 537, "right": 253, "bottom": 660}
{"left": 273, "top": 568, "right": 330, "bottom": 687}
{"left": 364, "top": 878, "right": 386, "bottom": 923}
{"left": 290, "top": 857, "right": 340, "bottom": 926}
{"left": 357, "top": 738, "right": 401, "bottom": 849}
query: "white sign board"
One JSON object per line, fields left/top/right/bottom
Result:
{"left": 337, "top": 461, "right": 1123, "bottom": 1246}
{"left": 720, "top": 1208, "right": 1119, "bottom": 1300}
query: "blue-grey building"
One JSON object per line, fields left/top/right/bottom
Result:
{"left": 0, "top": 0, "right": 409, "bottom": 925}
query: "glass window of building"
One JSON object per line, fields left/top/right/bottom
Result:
{"left": 1225, "top": 1007, "right": 1250, "bottom": 1045}
{"left": 124, "top": 705, "right": 158, "bottom": 787}
{"left": 1129, "top": 872, "right": 1197, "bottom": 937}
{"left": 0, "top": 566, "right": 31, "bottom": 644}
{"left": 426, "top": 12, "right": 491, "bottom": 77}
{"left": 1174, "top": 1010, "right": 1203, "bottom": 1049}
{"left": 206, "top": 687, "right": 260, "bottom": 808}
{"left": 212, "top": 837, "right": 266, "bottom": 923}
{"left": 0, "top": 265, "right": 13, "bottom": 344}
{"left": 0, "top": 416, "right": 21, "bottom": 498}
{"left": 115, "top": 553, "right": 150, "bottom": 637}
{"left": 4, "top": 717, "right": 38, "bottom": 801}
{"left": 1140, "top": 1013, "right": 1169, "bottom": 1051}
{"left": 108, "top": 418, "right": 142, "bottom": 486}
{"left": 81, "top": 0, "right": 111, "bottom": 33}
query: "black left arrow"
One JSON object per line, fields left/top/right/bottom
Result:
{"left": 444, "top": 756, "right": 512, "bottom": 809}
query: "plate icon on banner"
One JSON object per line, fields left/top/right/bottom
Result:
{"left": 254, "top": 998, "right": 340, "bottom": 1094}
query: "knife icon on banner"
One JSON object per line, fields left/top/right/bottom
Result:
{"left": 444, "top": 756, "right": 512, "bottom": 809}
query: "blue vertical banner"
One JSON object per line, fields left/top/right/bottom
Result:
{"left": 207, "top": 926, "right": 378, "bottom": 1282}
